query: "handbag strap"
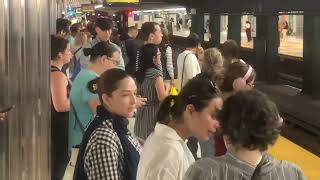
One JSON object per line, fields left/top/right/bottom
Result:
{"left": 74, "top": 46, "right": 82, "bottom": 56}
{"left": 180, "top": 53, "right": 193, "bottom": 89}
{"left": 71, "top": 101, "right": 85, "bottom": 134}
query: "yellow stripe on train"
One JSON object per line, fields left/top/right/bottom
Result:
{"left": 269, "top": 136, "right": 320, "bottom": 180}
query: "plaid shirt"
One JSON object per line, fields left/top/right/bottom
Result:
{"left": 84, "top": 120, "right": 141, "bottom": 180}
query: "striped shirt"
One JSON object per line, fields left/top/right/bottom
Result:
{"left": 134, "top": 67, "right": 162, "bottom": 139}
{"left": 184, "top": 149, "right": 306, "bottom": 180}
{"left": 165, "top": 46, "right": 174, "bottom": 80}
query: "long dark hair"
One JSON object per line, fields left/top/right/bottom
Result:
{"left": 83, "top": 41, "right": 119, "bottom": 62}
{"left": 157, "top": 73, "right": 221, "bottom": 125}
{"left": 135, "top": 44, "right": 159, "bottom": 83}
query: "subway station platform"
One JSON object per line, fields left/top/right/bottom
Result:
{"left": 172, "top": 27, "right": 303, "bottom": 58}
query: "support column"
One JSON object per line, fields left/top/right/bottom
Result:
{"left": 303, "top": 15, "right": 320, "bottom": 98}
{"left": 209, "top": 13, "right": 220, "bottom": 47}
{"left": 303, "top": 15, "right": 313, "bottom": 95}
{"left": 0, "top": 0, "right": 51, "bottom": 179}
{"left": 191, "top": 10, "right": 205, "bottom": 40}
{"left": 254, "top": 15, "right": 279, "bottom": 82}
{"left": 227, "top": 15, "right": 241, "bottom": 45}
{"left": 254, "top": 15, "right": 268, "bottom": 80}
{"left": 265, "top": 15, "right": 280, "bottom": 82}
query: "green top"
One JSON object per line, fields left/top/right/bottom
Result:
{"left": 68, "top": 69, "right": 98, "bottom": 151}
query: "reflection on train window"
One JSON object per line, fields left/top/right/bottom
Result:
{"left": 220, "top": 15, "right": 228, "bottom": 44}
{"left": 278, "top": 14, "right": 303, "bottom": 58}
{"left": 204, "top": 13, "right": 210, "bottom": 41}
{"left": 129, "top": 8, "right": 190, "bottom": 37}
{"left": 241, "top": 15, "right": 256, "bottom": 49}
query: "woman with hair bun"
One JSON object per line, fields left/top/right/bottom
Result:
{"left": 68, "top": 41, "right": 120, "bottom": 151}
{"left": 137, "top": 74, "right": 223, "bottom": 180}
{"left": 185, "top": 90, "right": 306, "bottom": 180}
{"left": 74, "top": 69, "right": 141, "bottom": 180}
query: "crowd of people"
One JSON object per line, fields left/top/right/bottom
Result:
{"left": 49, "top": 16, "right": 306, "bottom": 180}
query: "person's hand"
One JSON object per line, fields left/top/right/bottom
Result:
{"left": 197, "top": 47, "right": 205, "bottom": 61}
{"left": 136, "top": 95, "right": 147, "bottom": 108}
{"left": 170, "top": 79, "right": 175, "bottom": 86}
{"left": 164, "top": 82, "right": 171, "bottom": 93}
{"left": 137, "top": 137, "right": 145, "bottom": 146}
{"left": 0, "top": 113, "right": 6, "bottom": 121}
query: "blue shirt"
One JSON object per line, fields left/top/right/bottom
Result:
{"left": 68, "top": 69, "right": 99, "bottom": 151}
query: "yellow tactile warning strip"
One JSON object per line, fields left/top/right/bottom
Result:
{"left": 269, "top": 136, "right": 320, "bottom": 180}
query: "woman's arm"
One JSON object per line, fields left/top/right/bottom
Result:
{"left": 155, "top": 76, "right": 169, "bottom": 102}
{"left": 50, "top": 72, "right": 70, "bottom": 112}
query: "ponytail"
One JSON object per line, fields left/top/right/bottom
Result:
{"left": 156, "top": 95, "right": 178, "bottom": 125}
{"left": 156, "top": 74, "right": 221, "bottom": 125}
{"left": 83, "top": 47, "right": 93, "bottom": 56}
{"left": 87, "top": 77, "right": 100, "bottom": 94}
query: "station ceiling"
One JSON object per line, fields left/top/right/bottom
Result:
{"left": 70, "top": 0, "right": 320, "bottom": 14}
{"left": 164, "top": 0, "right": 320, "bottom": 14}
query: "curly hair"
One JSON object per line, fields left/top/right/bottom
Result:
{"left": 201, "top": 48, "right": 225, "bottom": 87}
{"left": 218, "top": 90, "right": 281, "bottom": 151}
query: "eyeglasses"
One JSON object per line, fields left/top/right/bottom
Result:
{"left": 108, "top": 58, "right": 120, "bottom": 65}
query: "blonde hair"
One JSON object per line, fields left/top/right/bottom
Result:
{"left": 202, "top": 48, "right": 225, "bottom": 86}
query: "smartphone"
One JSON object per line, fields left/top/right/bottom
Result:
{"left": 0, "top": 105, "right": 15, "bottom": 113}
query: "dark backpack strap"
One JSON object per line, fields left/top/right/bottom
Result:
{"left": 50, "top": 65, "right": 60, "bottom": 72}
{"left": 74, "top": 47, "right": 82, "bottom": 55}
{"left": 180, "top": 53, "right": 192, "bottom": 89}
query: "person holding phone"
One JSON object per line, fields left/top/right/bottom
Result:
{"left": 0, "top": 105, "right": 14, "bottom": 121}
{"left": 0, "top": 113, "right": 5, "bottom": 121}
{"left": 134, "top": 44, "right": 170, "bottom": 140}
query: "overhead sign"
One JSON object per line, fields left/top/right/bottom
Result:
{"left": 82, "top": 4, "right": 95, "bottom": 12}
{"left": 68, "top": 0, "right": 91, "bottom": 7}
{"left": 106, "top": 0, "right": 139, "bottom": 3}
